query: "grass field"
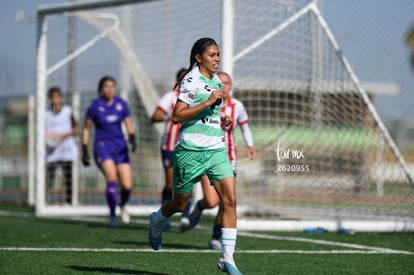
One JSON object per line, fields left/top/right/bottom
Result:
{"left": 0, "top": 205, "right": 413, "bottom": 275}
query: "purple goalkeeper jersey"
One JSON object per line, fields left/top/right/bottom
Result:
{"left": 86, "top": 96, "right": 131, "bottom": 153}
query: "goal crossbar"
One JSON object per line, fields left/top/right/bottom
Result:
{"left": 37, "top": 0, "right": 155, "bottom": 16}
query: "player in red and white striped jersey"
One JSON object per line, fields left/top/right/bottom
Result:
{"left": 220, "top": 72, "right": 256, "bottom": 171}
{"left": 184, "top": 72, "right": 257, "bottom": 250}
{"left": 151, "top": 68, "right": 187, "bottom": 231}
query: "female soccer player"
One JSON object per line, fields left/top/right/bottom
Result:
{"left": 148, "top": 38, "right": 242, "bottom": 275}
{"left": 186, "top": 72, "right": 257, "bottom": 251}
{"left": 151, "top": 68, "right": 187, "bottom": 231}
{"left": 46, "top": 87, "right": 78, "bottom": 204}
{"left": 81, "top": 76, "right": 137, "bottom": 227}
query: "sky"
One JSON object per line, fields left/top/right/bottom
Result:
{"left": 0, "top": 0, "right": 413, "bottom": 120}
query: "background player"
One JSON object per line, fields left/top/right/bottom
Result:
{"left": 148, "top": 37, "right": 242, "bottom": 275}
{"left": 46, "top": 87, "right": 78, "bottom": 204}
{"left": 151, "top": 68, "right": 187, "bottom": 231}
{"left": 81, "top": 76, "right": 137, "bottom": 227}
{"left": 185, "top": 71, "right": 257, "bottom": 251}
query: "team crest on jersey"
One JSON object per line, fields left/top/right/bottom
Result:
{"left": 116, "top": 103, "right": 123, "bottom": 111}
{"left": 188, "top": 93, "right": 194, "bottom": 100}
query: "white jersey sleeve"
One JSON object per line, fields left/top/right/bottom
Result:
{"left": 240, "top": 122, "right": 254, "bottom": 147}
{"left": 233, "top": 99, "right": 253, "bottom": 147}
{"left": 157, "top": 91, "right": 175, "bottom": 116}
{"left": 178, "top": 75, "right": 197, "bottom": 106}
{"left": 237, "top": 101, "right": 249, "bottom": 125}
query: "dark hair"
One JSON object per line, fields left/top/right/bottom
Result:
{"left": 181, "top": 38, "right": 218, "bottom": 80}
{"left": 176, "top": 68, "right": 187, "bottom": 82}
{"left": 97, "top": 76, "right": 116, "bottom": 96}
{"left": 48, "top": 86, "right": 62, "bottom": 97}
{"left": 173, "top": 68, "right": 188, "bottom": 90}
{"left": 189, "top": 38, "right": 217, "bottom": 70}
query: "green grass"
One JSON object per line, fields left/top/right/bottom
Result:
{"left": 0, "top": 205, "right": 413, "bottom": 274}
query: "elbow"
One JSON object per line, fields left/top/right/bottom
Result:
{"left": 172, "top": 115, "right": 181, "bottom": 124}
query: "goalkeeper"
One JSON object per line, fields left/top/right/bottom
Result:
{"left": 81, "top": 76, "right": 137, "bottom": 227}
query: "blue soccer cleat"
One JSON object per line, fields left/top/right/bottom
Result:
{"left": 162, "top": 221, "right": 171, "bottom": 232}
{"left": 217, "top": 260, "right": 242, "bottom": 275}
{"left": 148, "top": 212, "right": 162, "bottom": 250}
{"left": 188, "top": 204, "right": 202, "bottom": 228}
{"left": 109, "top": 216, "right": 118, "bottom": 228}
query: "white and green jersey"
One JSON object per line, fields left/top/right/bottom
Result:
{"left": 176, "top": 66, "right": 225, "bottom": 151}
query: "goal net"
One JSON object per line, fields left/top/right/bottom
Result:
{"left": 34, "top": 0, "right": 414, "bottom": 231}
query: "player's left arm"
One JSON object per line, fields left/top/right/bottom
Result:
{"left": 123, "top": 102, "right": 137, "bottom": 152}
{"left": 238, "top": 103, "right": 256, "bottom": 160}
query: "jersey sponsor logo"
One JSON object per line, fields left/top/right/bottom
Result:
{"left": 106, "top": 114, "right": 118, "bottom": 122}
{"left": 201, "top": 116, "right": 219, "bottom": 125}
{"left": 116, "top": 103, "right": 123, "bottom": 111}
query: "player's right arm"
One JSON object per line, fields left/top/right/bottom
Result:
{"left": 172, "top": 91, "right": 223, "bottom": 124}
{"left": 82, "top": 105, "right": 94, "bottom": 166}
{"left": 81, "top": 118, "right": 93, "bottom": 146}
{"left": 151, "top": 108, "right": 167, "bottom": 123}
{"left": 151, "top": 92, "right": 173, "bottom": 123}
{"left": 81, "top": 111, "right": 94, "bottom": 166}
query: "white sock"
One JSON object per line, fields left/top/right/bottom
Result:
{"left": 152, "top": 208, "right": 168, "bottom": 236}
{"left": 221, "top": 228, "right": 237, "bottom": 265}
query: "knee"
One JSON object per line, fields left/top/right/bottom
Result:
{"left": 105, "top": 172, "right": 117, "bottom": 182}
{"left": 222, "top": 193, "right": 237, "bottom": 209}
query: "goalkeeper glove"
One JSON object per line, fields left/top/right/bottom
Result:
{"left": 129, "top": 134, "right": 137, "bottom": 153}
{"left": 82, "top": 144, "right": 90, "bottom": 167}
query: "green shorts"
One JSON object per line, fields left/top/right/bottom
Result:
{"left": 173, "top": 145, "right": 234, "bottom": 194}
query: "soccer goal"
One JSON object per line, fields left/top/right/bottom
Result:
{"left": 33, "top": 0, "right": 414, "bottom": 231}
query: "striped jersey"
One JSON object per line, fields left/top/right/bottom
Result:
{"left": 157, "top": 90, "right": 181, "bottom": 151}
{"left": 221, "top": 96, "right": 250, "bottom": 162}
{"left": 177, "top": 66, "right": 225, "bottom": 151}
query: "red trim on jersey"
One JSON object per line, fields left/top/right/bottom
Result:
{"left": 156, "top": 106, "right": 167, "bottom": 113}
{"left": 238, "top": 119, "right": 249, "bottom": 125}
{"left": 223, "top": 96, "right": 236, "bottom": 161}
{"left": 162, "top": 89, "right": 181, "bottom": 151}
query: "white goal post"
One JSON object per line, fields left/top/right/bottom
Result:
{"left": 33, "top": 0, "right": 414, "bottom": 232}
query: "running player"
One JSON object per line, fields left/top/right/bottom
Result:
{"left": 185, "top": 72, "right": 256, "bottom": 251}
{"left": 81, "top": 76, "right": 137, "bottom": 227}
{"left": 151, "top": 68, "right": 187, "bottom": 231}
{"left": 148, "top": 38, "right": 242, "bottom": 275}
{"left": 46, "top": 87, "right": 78, "bottom": 204}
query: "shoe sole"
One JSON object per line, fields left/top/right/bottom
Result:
{"left": 217, "top": 261, "right": 242, "bottom": 275}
